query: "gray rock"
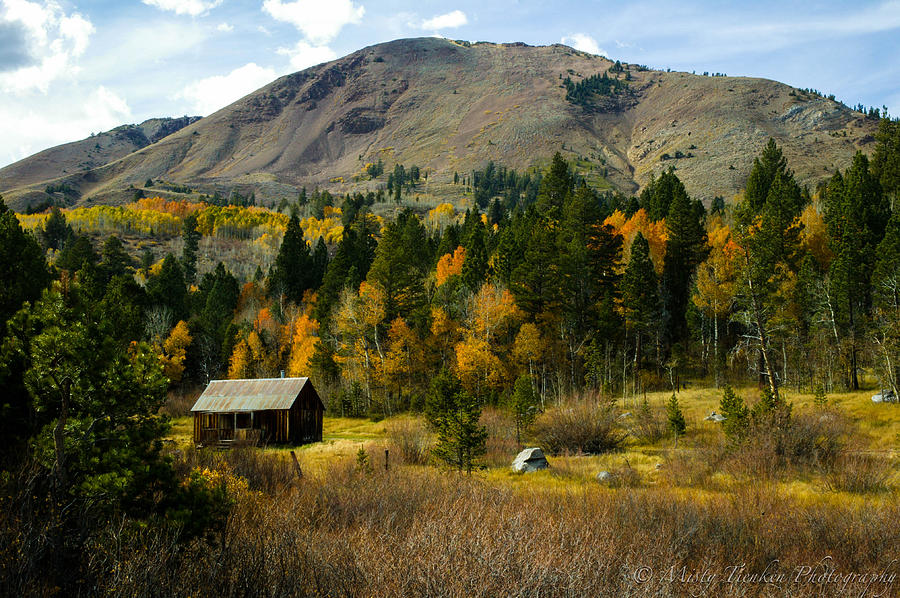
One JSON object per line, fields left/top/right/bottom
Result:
{"left": 704, "top": 411, "right": 726, "bottom": 422}
{"left": 596, "top": 470, "right": 612, "bottom": 482}
{"left": 654, "top": 463, "right": 663, "bottom": 470}
{"left": 872, "top": 389, "right": 896, "bottom": 404}
{"left": 618, "top": 412, "right": 632, "bottom": 419}
{"left": 512, "top": 447, "right": 549, "bottom": 473}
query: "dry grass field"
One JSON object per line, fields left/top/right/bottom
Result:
{"left": 150, "top": 385, "right": 900, "bottom": 597}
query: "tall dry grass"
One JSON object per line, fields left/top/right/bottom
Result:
{"left": 75, "top": 454, "right": 900, "bottom": 598}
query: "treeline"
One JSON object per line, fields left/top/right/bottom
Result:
{"left": 9, "top": 120, "right": 900, "bottom": 418}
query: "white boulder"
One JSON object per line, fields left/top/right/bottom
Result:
{"left": 704, "top": 411, "right": 726, "bottom": 422}
{"left": 512, "top": 447, "right": 549, "bottom": 473}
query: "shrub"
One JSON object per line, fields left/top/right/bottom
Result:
{"left": 632, "top": 397, "right": 666, "bottom": 443}
{"left": 724, "top": 408, "right": 851, "bottom": 478}
{"left": 825, "top": 452, "right": 893, "bottom": 493}
{"left": 385, "top": 417, "right": 433, "bottom": 465}
{"left": 530, "top": 399, "right": 625, "bottom": 454}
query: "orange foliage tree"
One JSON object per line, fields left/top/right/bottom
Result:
{"left": 287, "top": 313, "right": 319, "bottom": 376}
{"left": 435, "top": 246, "right": 465, "bottom": 286}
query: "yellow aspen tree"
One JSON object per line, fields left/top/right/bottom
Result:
{"left": 287, "top": 313, "right": 319, "bottom": 376}
{"left": 159, "top": 320, "right": 192, "bottom": 385}
{"left": 228, "top": 338, "right": 253, "bottom": 379}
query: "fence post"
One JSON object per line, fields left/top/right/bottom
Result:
{"left": 290, "top": 450, "right": 303, "bottom": 480}
{"left": 385, "top": 448, "right": 389, "bottom": 471}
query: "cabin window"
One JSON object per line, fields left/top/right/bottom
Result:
{"left": 236, "top": 412, "right": 251, "bottom": 429}
{"left": 202, "top": 414, "right": 216, "bottom": 429}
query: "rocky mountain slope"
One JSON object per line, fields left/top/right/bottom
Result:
{"left": 0, "top": 37, "right": 878, "bottom": 210}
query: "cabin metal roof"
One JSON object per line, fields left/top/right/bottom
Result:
{"left": 191, "top": 377, "right": 310, "bottom": 412}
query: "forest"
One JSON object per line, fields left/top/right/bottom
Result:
{"left": 1, "top": 117, "right": 900, "bottom": 596}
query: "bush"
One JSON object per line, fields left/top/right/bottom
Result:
{"left": 530, "top": 399, "right": 625, "bottom": 454}
{"left": 385, "top": 417, "right": 433, "bottom": 465}
{"left": 724, "top": 408, "right": 851, "bottom": 478}
{"left": 825, "top": 452, "right": 893, "bottom": 494}
{"left": 631, "top": 398, "right": 666, "bottom": 443}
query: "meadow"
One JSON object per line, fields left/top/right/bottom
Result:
{"left": 150, "top": 385, "right": 900, "bottom": 598}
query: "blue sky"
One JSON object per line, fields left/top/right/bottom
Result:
{"left": 1, "top": 0, "right": 899, "bottom": 167}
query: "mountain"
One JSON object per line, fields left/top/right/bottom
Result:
{"left": 0, "top": 38, "right": 878, "bottom": 211}
{"left": 0, "top": 116, "right": 200, "bottom": 207}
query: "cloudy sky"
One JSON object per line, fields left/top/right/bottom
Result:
{"left": 1, "top": 0, "right": 899, "bottom": 167}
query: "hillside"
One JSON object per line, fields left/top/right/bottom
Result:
{"left": 0, "top": 37, "right": 878, "bottom": 211}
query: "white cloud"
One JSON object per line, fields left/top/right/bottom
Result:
{"left": 277, "top": 41, "right": 336, "bottom": 71}
{"left": 178, "top": 62, "right": 277, "bottom": 116}
{"left": 420, "top": 10, "right": 467, "bottom": 30}
{"left": 217, "top": 22, "right": 233, "bottom": 32}
{"left": 0, "top": 85, "right": 131, "bottom": 165}
{"left": 0, "top": 0, "right": 94, "bottom": 93}
{"left": 262, "top": 0, "right": 364, "bottom": 45}
{"left": 561, "top": 33, "right": 607, "bottom": 57}
{"left": 142, "top": 0, "right": 222, "bottom": 17}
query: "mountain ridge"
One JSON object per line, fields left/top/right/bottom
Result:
{"left": 0, "top": 37, "right": 878, "bottom": 211}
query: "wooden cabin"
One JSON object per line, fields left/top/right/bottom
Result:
{"left": 191, "top": 377, "right": 323, "bottom": 447}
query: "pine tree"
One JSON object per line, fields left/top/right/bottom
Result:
{"left": 871, "top": 118, "right": 900, "bottom": 200}
{"left": 0, "top": 198, "right": 51, "bottom": 329}
{"left": 824, "top": 153, "right": 888, "bottom": 389}
{"left": 146, "top": 254, "right": 187, "bottom": 321}
{"left": 181, "top": 212, "right": 201, "bottom": 284}
{"left": 100, "top": 235, "right": 133, "bottom": 283}
{"left": 511, "top": 219, "right": 561, "bottom": 319}
{"left": 719, "top": 386, "right": 749, "bottom": 441}
{"left": 661, "top": 178, "right": 708, "bottom": 346}
{"left": 873, "top": 211, "right": 900, "bottom": 309}
{"left": 425, "top": 369, "right": 487, "bottom": 473}
{"left": 367, "top": 210, "right": 429, "bottom": 322}
{"left": 536, "top": 152, "right": 573, "bottom": 219}
{"left": 622, "top": 232, "right": 660, "bottom": 370}
{"left": 268, "top": 214, "right": 312, "bottom": 304}
{"left": 40, "top": 206, "right": 73, "bottom": 251}
{"left": 743, "top": 138, "right": 799, "bottom": 213}
{"left": 461, "top": 220, "right": 489, "bottom": 292}
{"left": 666, "top": 392, "right": 686, "bottom": 443}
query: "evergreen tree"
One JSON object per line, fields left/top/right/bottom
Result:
{"left": 425, "top": 369, "right": 487, "bottom": 473}
{"left": 367, "top": 210, "right": 429, "bottom": 321}
{"left": 824, "top": 153, "right": 888, "bottom": 389}
{"left": 871, "top": 118, "right": 900, "bottom": 200}
{"left": 744, "top": 138, "right": 795, "bottom": 213}
{"left": 99, "top": 274, "right": 147, "bottom": 345}
{"left": 622, "top": 233, "right": 660, "bottom": 370}
{"left": 643, "top": 168, "right": 689, "bottom": 221}
{"left": 719, "top": 386, "right": 749, "bottom": 441}
{"left": 558, "top": 184, "right": 622, "bottom": 374}
{"left": 99, "top": 235, "right": 134, "bottom": 283}
{"left": 40, "top": 206, "right": 73, "bottom": 251}
{"left": 461, "top": 220, "right": 488, "bottom": 292}
{"left": 666, "top": 392, "right": 686, "bottom": 442}
{"left": 268, "top": 214, "right": 313, "bottom": 304}
{"left": 312, "top": 236, "right": 329, "bottom": 289}
{"left": 181, "top": 213, "right": 201, "bottom": 284}
{"left": 56, "top": 234, "right": 97, "bottom": 271}
{"left": 0, "top": 198, "right": 51, "bottom": 329}
{"left": 661, "top": 179, "right": 708, "bottom": 346}
{"left": 873, "top": 211, "right": 900, "bottom": 309}
{"left": 536, "top": 152, "right": 573, "bottom": 219}
{"left": 146, "top": 254, "right": 187, "bottom": 321}
{"left": 511, "top": 219, "right": 561, "bottom": 320}
{"left": 140, "top": 247, "right": 154, "bottom": 275}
